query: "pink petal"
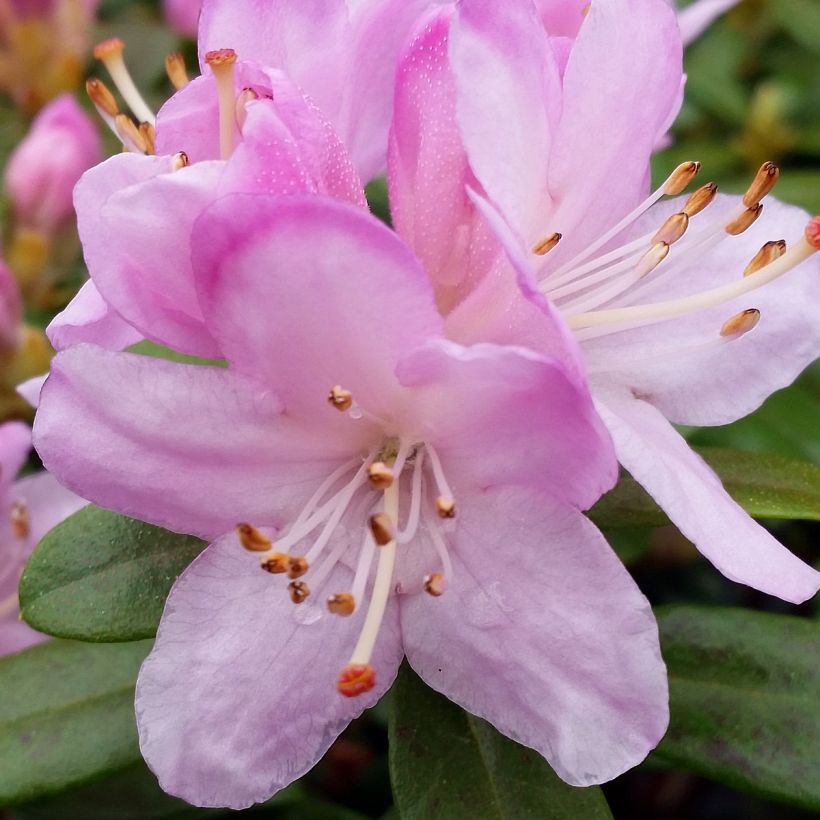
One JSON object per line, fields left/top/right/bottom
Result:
{"left": 34, "top": 346, "right": 367, "bottom": 539}
{"left": 584, "top": 195, "right": 820, "bottom": 426}
{"left": 16, "top": 375, "right": 46, "bottom": 410}
{"left": 193, "top": 194, "right": 443, "bottom": 423}
{"left": 162, "top": 0, "right": 201, "bottom": 36}
{"left": 0, "top": 421, "right": 31, "bottom": 492}
{"left": 677, "top": 0, "right": 741, "bottom": 44}
{"left": 137, "top": 531, "right": 403, "bottom": 808}
{"left": 534, "top": 0, "right": 589, "bottom": 37}
{"left": 400, "top": 485, "right": 668, "bottom": 785}
{"left": 594, "top": 389, "right": 820, "bottom": 603}
{"left": 397, "top": 339, "right": 617, "bottom": 510}
{"left": 12, "top": 471, "right": 87, "bottom": 546}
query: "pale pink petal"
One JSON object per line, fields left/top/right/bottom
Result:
{"left": 400, "top": 485, "right": 668, "bottom": 786}
{"left": 584, "top": 195, "right": 820, "bottom": 426}
{"left": 34, "top": 346, "right": 369, "bottom": 540}
{"left": 677, "top": 0, "right": 741, "bottom": 44}
{"left": 450, "top": 0, "right": 561, "bottom": 240}
{"left": 534, "top": 0, "right": 589, "bottom": 37}
{"left": 12, "top": 471, "right": 86, "bottom": 545}
{"left": 16, "top": 375, "right": 46, "bottom": 409}
{"left": 137, "top": 532, "right": 403, "bottom": 808}
{"left": 594, "top": 389, "right": 820, "bottom": 603}
{"left": 1, "top": 422, "right": 30, "bottom": 499}
{"left": 193, "top": 194, "right": 443, "bottom": 422}
{"left": 47, "top": 281, "right": 142, "bottom": 352}
{"left": 163, "top": 0, "right": 201, "bottom": 36}
{"left": 0, "top": 620, "right": 46, "bottom": 656}
{"left": 397, "top": 340, "right": 617, "bottom": 510}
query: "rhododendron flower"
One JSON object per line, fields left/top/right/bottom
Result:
{"left": 389, "top": 0, "right": 820, "bottom": 603}
{"left": 34, "top": 194, "right": 670, "bottom": 808}
{"left": 163, "top": 0, "right": 201, "bottom": 37}
{"left": 0, "top": 422, "right": 85, "bottom": 655}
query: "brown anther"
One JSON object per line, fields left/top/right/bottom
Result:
{"left": 720, "top": 308, "right": 761, "bottom": 338}
{"left": 743, "top": 240, "right": 786, "bottom": 277}
{"left": 664, "top": 161, "right": 701, "bottom": 196}
{"left": 10, "top": 500, "right": 30, "bottom": 539}
{"left": 327, "top": 592, "right": 356, "bottom": 616}
{"left": 85, "top": 77, "right": 119, "bottom": 116}
{"left": 288, "top": 581, "right": 310, "bottom": 604}
{"left": 115, "top": 114, "right": 148, "bottom": 153}
{"left": 367, "top": 462, "right": 394, "bottom": 490}
{"left": 651, "top": 212, "right": 689, "bottom": 246}
{"left": 165, "top": 52, "right": 189, "bottom": 90}
{"left": 726, "top": 204, "right": 763, "bottom": 236}
{"left": 328, "top": 385, "right": 353, "bottom": 412}
{"left": 635, "top": 242, "right": 670, "bottom": 278}
{"left": 532, "top": 232, "right": 562, "bottom": 256}
{"left": 337, "top": 663, "right": 376, "bottom": 697}
{"left": 424, "top": 572, "right": 445, "bottom": 597}
{"left": 743, "top": 161, "right": 780, "bottom": 208}
{"left": 435, "top": 496, "right": 456, "bottom": 519}
{"left": 682, "top": 182, "right": 718, "bottom": 217}
{"left": 260, "top": 553, "right": 289, "bottom": 574}
{"left": 171, "top": 151, "right": 190, "bottom": 171}
{"left": 205, "top": 48, "right": 238, "bottom": 68}
{"left": 806, "top": 216, "right": 820, "bottom": 251}
{"left": 93, "top": 37, "right": 125, "bottom": 60}
{"left": 369, "top": 513, "right": 394, "bottom": 546}
{"left": 286, "top": 556, "right": 309, "bottom": 579}
{"left": 235, "top": 87, "right": 259, "bottom": 129}
{"left": 236, "top": 522, "right": 272, "bottom": 552}
{"left": 139, "top": 122, "right": 155, "bottom": 155}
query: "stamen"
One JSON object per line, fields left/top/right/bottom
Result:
{"left": 664, "top": 160, "right": 701, "bottom": 195}
{"left": 435, "top": 496, "right": 456, "bottom": 519}
{"left": 236, "top": 522, "right": 272, "bottom": 551}
{"left": 651, "top": 212, "right": 689, "bottom": 246}
{"left": 424, "top": 572, "right": 445, "bottom": 597}
{"left": 287, "top": 556, "right": 309, "bottom": 579}
{"left": 337, "top": 663, "right": 376, "bottom": 698}
{"left": 744, "top": 240, "right": 786, "bottom": 276}
{"left": 291, "top": 458, "right": 360, "bottom": 533}
{"left": 682, "top": 182, "right": 718, "bottom": 217}
{"left": 367, "top": 461, "right": 394, "bottom": 490}
{"left": 424, "top": 503, "right": 455, "bottom": 584}
{"left": 743, "top": 161, "right": 780, "bottom": 207}
{"left": 397, "top": 449, "right": 425, "bottom": 543}
{"left": 139, "top": 122, "right": 155, "bottom": 155}
{"left": 165, "top": 52, "right": 189, "bottom": 90}
{"left": 235, "top": 87, "right": 259, "bottom": 131}
{"left": 204, "top": 48, "right": 238, "bottom": 160}
{"left": 720, "top": 308, "right": 760, "bottom": 338}
{"left": 10, "top": 500, "right": 29, "bottom": 539}
{"left": 288, "top": 580, "right": 310, "bottom": 604}
{"left": 426, "top": 443, "right": 455, "bottom": 508}
{"left": 327, "top": 592, "right": 356, "bottom": 616}
{"left": 115, "top": 114, "right": 149, "bottom": 154}
{"left": 350, "top": 526, "right": 378, "bottom": 611}
{"left": 634, "top": 242, "right": 670, "bottom": 277}
{"left": 86, "top": 77, "right": 119, "bottom": 117}
{"left": 170, "top": 151, "right": 190, "bottom": 171}
{"left": 726, "top": 203, "right": 763, "bottom": 236}
{"left": 261, "top": 553, "right": 289, "bottom": 574}
{"left": 369, "top": 513, "right": 394, "bottom": 546}
{"left": 328, "top": 385, "right": 353, "bottom": 412}
{"left": 94, "top": 38, "right": 156, "bottom": 125}
{"left": 532, "top": 232, "right": 562, "bottom": 256}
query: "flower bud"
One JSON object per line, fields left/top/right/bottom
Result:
{"left": 4, "top": 95, "right": 101, "bottom": 233}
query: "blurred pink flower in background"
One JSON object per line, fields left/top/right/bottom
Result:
{"left": 162, "top": 0, "right": 201, "bottom": 37}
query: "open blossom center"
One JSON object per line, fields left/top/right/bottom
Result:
{"left": 238, "top": 389, "right": 457, "bottom": 699}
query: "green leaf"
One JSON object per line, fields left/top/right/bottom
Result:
{"left": 0, "top": 639, "right": 150, "bottom": 805}
{"left": 654, "top": 606, "right": 820, "bottom": 810}
{"left": 19, "top": 506, "right": 205, "bottom": 642}
{"left": 388, "top": 664, "right": 612, "bottom": 820}
{"left": 589, "top": 446, "right": 820, "bottom": 528}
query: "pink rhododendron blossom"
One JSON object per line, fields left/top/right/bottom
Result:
{"left": 33, "top": 194, "right": 670, "bottom": 807}
{"left": 4, "top": 94, "right": 101, "bottom": 233}
{"left": 0, "top": 422, "right": 85, "bottom": 655}
{"left": 163, "top": 0, "right": 201, "bottom": 37}
{"left": 389, "top": 0, "right": 820, "bottom": 603}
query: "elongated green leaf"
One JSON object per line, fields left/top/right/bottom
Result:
{"left": 0, "top": 639, "right": 150, "bottom": 805}
{"left": 589, "top": 446, "right": 820, "bottom": 528}
{"left": 19, "top": 506, "right": 205, "bottom": 642}
{"left": 389, "top": 665, "right": 612, "bottom": 820}
{"left": 654, "top": 606, "right": 820, "bottom": 810}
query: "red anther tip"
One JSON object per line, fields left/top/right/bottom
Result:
{"left": 205, "top": 48, "right": 238, "bottom": 66}
{"left": 806, "top": 217, "right": 820, "bottom": 250}
{"left": 336, "top": 664, "right": 376, "bottom": 698}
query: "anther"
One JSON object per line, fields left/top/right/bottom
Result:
{"left": 806, "top": 216, "right": 820, "bottom": 250}
{"left": 336, "top": 663, "right": 376, "bottom": 697}
{"left": 85, "top": 77, "right": 119, "bottom": 117}
{"left": 720, "top": 308, "right": 760, "bottom": 338}
{"left": 635, "top": 242, "right": 670, "bottom": 278}
{"left": 139, "top": 122, "right": 155, "bottom": 155}
{"left": 369, "top": 513, "right": 394, "bottom": 546}
{"left": 663, "top": 161, "right": 701, "bottom": 196}
{"left": 10, "top": 500, "right": 29, "bottom": 539}
{"left": 286, "top": 556, "right": 309, "bottom": 579}
{"left": 424, "top": 572, "right": 445, "bottom": 597}
{"left": 288, "top": 581, "right": 310, "bottom": 604}
{"left": 260, "top": 553, "right": 289, "bottom": 574}
{"left": 726, "top": 204, "right": 763, "bottom": 236}
{"left": 115, "top": 114, "right": 149, "bottom": 153}
{"left": 165, "top": 52, "right": 189, "bottom": 90}
{"left": 682, "top": 182, "right": 718, "bottom": 217}
{"left": 435, "top": 496, "right": 456, "bottom": 519}
{"left": 93, "top": 37, "right": 125, "bottom": 60}
{"left": 743, "top": 161, "right": 780, "bottom": 208}
{"left": 94, "top": 37, "right": 156, "bottom": 125}
{"left": 237, "top": 522, "right": 272, "bottom": 551}
{"left": 205, "top": 49, "right": 239, "bottom": 160}
{"left": 367, "top": 462, "right": 394, "bottom": 490}
{"left": 744, "top": 240, "right": 786, "bottom": 277}
{"left": 651, "top": 212, "right": 689, "bottom": 246}
{"left": 532, "top": 232, "right": 562, "bottom": 256}
{"left": 235, "top": 87, "right": 259, "bottom": 130}
{"left": 327, "top": 592, "right": 356, "bottom": 616}
{"left": 328, "top": 385, "right": 353, "bottom": 412}
{"left": 170, "top": 151, "right": 189, "bottom": 171}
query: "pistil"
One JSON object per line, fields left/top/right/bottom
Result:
{"left": 204, "top": 48, "right": 238, "bottom": 160}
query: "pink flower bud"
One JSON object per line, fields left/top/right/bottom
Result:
{"left": 162, "top": 0, "right": 201, "bottom": 37}
{"left": 4, "top": 94, "right": 102, "bottom": 232}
